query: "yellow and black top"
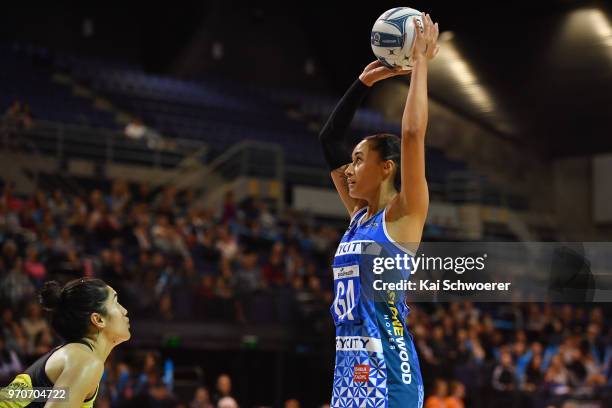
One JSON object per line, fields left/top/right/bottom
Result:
{"left": 0, "top": 340, "right": 99, "bottom": 408}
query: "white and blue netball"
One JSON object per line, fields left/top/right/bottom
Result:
{"left": 371, "top": 7, "right": 423, "bottom": 70}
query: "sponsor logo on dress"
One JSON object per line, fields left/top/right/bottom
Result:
{"left": 336, "top": 336, "right": 383, "bottom": 353}
{"left": 335, "top": 240, "right": 378, "bottom": 257}
{"left": 384, "top": 294, "right": 412, "bottom": 384}
{"left": 353, "top": 364, "right": 370, "bottom": 382}
{"left": 333, "top": 264, "right": 359, "bottom": 280}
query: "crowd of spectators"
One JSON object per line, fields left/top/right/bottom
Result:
{"left": 417, "top": 302, "right": 612, "bottom": 407}
{"left": 0, "top": 181, "right": 337, "bottom": 325}
{"left": 1, "top": 181, "right": 612, "bottom": 407}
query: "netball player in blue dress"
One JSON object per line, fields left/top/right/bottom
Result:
{"left": 319, "top": 13, "right": 439, "bottom": 408}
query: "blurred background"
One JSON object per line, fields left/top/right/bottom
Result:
{"left": 1, "top": 1, "right": 612, "bottom": 407}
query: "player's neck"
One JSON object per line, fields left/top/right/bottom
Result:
{"left": 84, "top": 334, "right": 116, "bottom": 362}
{"left": 365, "top": 186, "right": 397, "bottom": 218}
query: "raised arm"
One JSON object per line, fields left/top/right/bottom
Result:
{"left": 319, "top": 61, "right": 411, "bottom": 217}
{"left": 319, "top": 75, "right": 370, "bottom": 217}
{"left": 398, "top": 13, "right": 439, "bottom": 219}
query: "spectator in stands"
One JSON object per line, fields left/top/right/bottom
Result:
{"left": 152, "top": 214, "right": 189, "bottom": 258}
{"left": 213, "top": 373, "right": 233, "bottom": 405}
{"left": 20, "top": 302, "right": 50, "bottom": 353}
{"left": 0, "top": 257, "right": 35, "bottom": 309}
{"left": 190, "top": 386, "right": 214, "bottom": 408}
{"left": 23, "top": 245, "right": 47, "bottom": 287}
{"left": 54, "top": 225, "right": 77, "bottom": 254}
{"left": 0, "top": 308, "right": 27, "bottom": 354}
{"left": 20, "top": 103, "right": 33, "bottom": 129}
{"left": 306, "top": 275, "right": 327, "bottom": 311}
{"left": 98, "top": 354, "right": 131, "bottom": 406}
{"left": 565, "top": 347, "right": 587, "bottom": 386}
{"left": 99, "top": 248, "right": 125, "bottom": 289}
{"left": 30, "top": 327, "right": 53, "bottom": 356}
{"left": 221, "top": 191, "right": 237, "bottom": 224}
{"left": 232, "top": 250, "right": 261, "bottom": 322}
{"left": 428, "top": 325, "right": 449, "bottom": 378}
{"left": 216, "top": 224, "right": 238, "bottom": 261}
{"left": 492, "top": 349, "right": 516, "bottom": 390}
{"left": 110, "top": 180, "right": 131, "bottom": 213}
{"left": 545, "top": 353, "right": 573, "bottom": 406}
{"left": 3, "top": 100, "right": 21, "bottom": 123}
{"left": 444, "top": 381, "right": 465, "bottom": 408}
{"left": 262, "top": 242, "right": 286, "bottom": 287}
{"left": 523, "top": 353, "right": 543, "bottom": 392}
{"left": 583, "top": 351, "right": 606, "bottom": 386}
{"left": 48, "top": 189, "right": 69, "bottom": 220}
{"left": 217, "top": 396, "right": 238, "bottom": 408}
{"left": 2, "top": 99, "right": 32, "bottom": 133}
{"left": 29, "top": 189, "right": 48, "bottom": 214}
{"left": 424, "top": 378, "right": 448, "bottom": 408}
{"left": 134, "top": 182, "right": 153, "bottom": 206}
{"left": 158, "top": 293, "right": 174, "bottom": 321}
{"left": 0, "top": 184, "right": 23, "bottom": 212}
{"left": 124, "top": 117, "right": 163, "bottom": 149}
{"left": 1, "top": 239, "right": 19, "bottom": 271}
{"left": 130, "top": 350, "right": 179, "bottom": 406}
{"left": 285, "top": 243, "right": 305, "bottom": 280}
{"left": 585, "top": 322, "right": 604, "bottom": 363}
{"left": 138, "top": 371, "right": 178, "bottom": 407}
{"left": 257, "top": 201, "right": 277, "bottom": 238}
{"left": 196, "top": 274, "right": 216, "bottom": 300}
{"left": 466, "top": 327, "right": 485, "bottom": 363}
{"left": 124, "top": 117, "right": 147, "bottom": 141}
{"left": 154, "top": 186, "right": 179, "bottom": 218}
{"left": 520, "top": 352, "right": 544, "bottom": 407}
{"left": 18, "top": 205, "right": 37, "bottom": 233}
{"left": 491, "top": 349, "right": 517, "bottom": 407}
{"left": 284, "top": 398, "right": 300, "bottom": 408}
{"left": 0, "top": 333, "right": 23, "bottom": 383}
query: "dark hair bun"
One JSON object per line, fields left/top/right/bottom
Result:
{"left": 39, "top": 281, "right": 62, "bottom": 311}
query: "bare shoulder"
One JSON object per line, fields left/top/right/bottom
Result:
{"left": 44, "top": 344, "right": 102, "bottom": 407}
{"left": 47, "top": 344, "right": 103, "bottom": 381}
{"left": 66, "top": 346, "right": 102, "bottom": 371}
{"left": 55, "top": 343, "right": 98, "bottom": 361}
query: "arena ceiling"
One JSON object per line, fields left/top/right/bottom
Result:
{"left": 295, "top": 0, "right": 612, "bottom": 157}
{"left": 2, "top": 0, "right": 611, "bottom": 157}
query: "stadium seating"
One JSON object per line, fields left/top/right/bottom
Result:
{"left": 0, "top": 44, "right": 117, "bottom": 129}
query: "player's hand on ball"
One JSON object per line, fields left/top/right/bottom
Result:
{"left": 359, "top": 60, "right": 411, "bottom": 87}
{"left": 412, "top": 13, "right": 440, "bottom": 61}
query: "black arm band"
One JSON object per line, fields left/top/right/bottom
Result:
{"left": 318, "top": 78, "right": 370, "bottom": 171}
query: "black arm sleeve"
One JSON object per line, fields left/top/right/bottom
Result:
{"left": 318, "top": 78, "right": 370, "bottom": 171}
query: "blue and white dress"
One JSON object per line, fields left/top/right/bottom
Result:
{"left": 330, "top": 206, "right": 424, "bottom": 408}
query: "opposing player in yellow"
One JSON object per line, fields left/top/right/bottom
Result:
{"left": 0, "top": 278, "right": 130, "bottom": 407}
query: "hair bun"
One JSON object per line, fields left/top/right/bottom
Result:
{"left": 39, "top": 281, "right": 62, "bottom": 312}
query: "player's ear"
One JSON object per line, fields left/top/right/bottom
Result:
{"left": 90, "top": 312, "right": 106, "bottom": 329}
{"left": 383, "top": 159, "right": 394, "bottom": 173}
